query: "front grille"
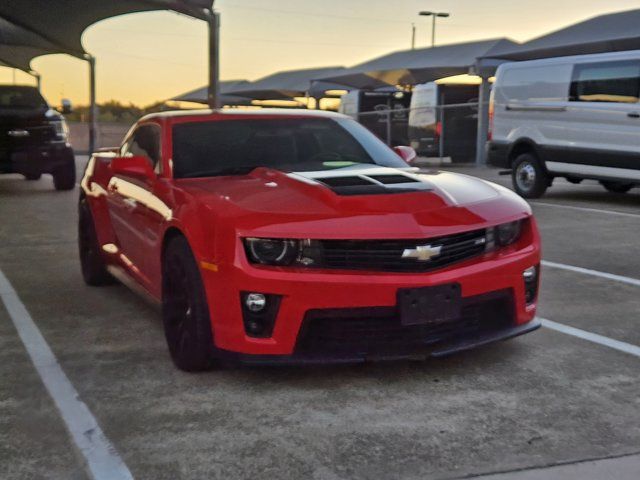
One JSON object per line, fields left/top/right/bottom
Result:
{"left": 318, "top": 228, "right": 487, "bottom": 273}
{"left": 0, "top": 124, "right": 56, "bottom": 149}
{"left": 295, "top": 290, "right": 514, "bottom": 357}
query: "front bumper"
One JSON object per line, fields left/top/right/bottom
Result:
{"left": 0, "top": 143, "right": 73, "bottom": 175}
{"left": 487, "top": 141, "right": 510, "bottom": 169}
{"left": 202, "top": 240, "right": 540, "bottom": 361}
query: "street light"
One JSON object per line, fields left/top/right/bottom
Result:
{"left": 419, "top": 11, "right": 450, "bottom": 48}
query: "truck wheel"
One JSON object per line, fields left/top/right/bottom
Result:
{"left": 78, "top": 198, "right": 114, "bottom": 286}
{"left": 24, "top": 173, "right": 41, "bottom": 181}
{"left": 53, "top": 152, "right": 76, "bottom": 191}
{"left": 512, "top": 153, "right": 549, "bottom": 199}
{"left": 162, "top": 235, "right": 216, "bottom": 372}
{"left": 600, "top": 181, "right": 633, "bottom": 194}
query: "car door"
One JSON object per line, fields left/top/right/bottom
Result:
{"left": 107, "top": 124, "right": 164, "bottom": 289}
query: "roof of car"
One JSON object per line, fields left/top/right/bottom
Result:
{"left": 141, "top": 108, "right": 349, "bottom": 123}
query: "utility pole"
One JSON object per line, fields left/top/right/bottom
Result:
{"left": 411, "top": 23, "right": 416, "bottom": 50}
{"left": 419, "top": 11, "right": 450, "bottom": 48}
{"left": 207, "top": 8, "right": 221, "bottom": 109}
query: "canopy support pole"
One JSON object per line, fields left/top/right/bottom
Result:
{"left": 475, "top": 76, "right": 490, "bottom": 166}
{"left": 207, "top": 9, "right": 221, "bottom": 109}
{"left": 87, "top": 55, "right": 97, "bottom": 155}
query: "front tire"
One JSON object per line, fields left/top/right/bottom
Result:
{"left": 78, "top": 198, "right": 114, "bottom": 286}
{"left": 53, "top": 150, "right": 76, "bottom": 191}
{"left": 600, "top": 181, "right": 633, "bottom": 194}
{"left": 162, "top": 235, "right": 216, "bottom": 372}
{"left": 512, "top": 153, "right": 549, "bottom": 199}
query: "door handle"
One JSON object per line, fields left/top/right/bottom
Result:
{"left": 123, "top": 198, "right": 137, "bottom": 209}
{"left": 628, "top": 112, "right": 640, "bottom": 119}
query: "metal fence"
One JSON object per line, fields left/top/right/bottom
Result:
{"left": 68, "top": 122, "right": 132, "bottom": 154}
{"left": 354, "top": 102, "right": 483, "bottom": 163}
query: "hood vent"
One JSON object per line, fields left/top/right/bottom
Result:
{"left": 316, "top": 173, "right": 430, "bottom": 196}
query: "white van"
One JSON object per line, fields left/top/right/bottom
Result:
{"left": 488, "top": 50, "right": 640, "bottom": 198}
{"left": 409, "top": 82, "right": 480, "bottom": 163}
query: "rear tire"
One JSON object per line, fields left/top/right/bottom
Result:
{"left": 78, "top": 198, "right": 114, "bottom": 286}
{"left": 600, "top": 181, "right": 633, "bottom": 194}
{"left": 24, "top": 173, "right": 41, "bottom": 181}
{"left": 512, "top": 153, "right": 549, "bottom": 199}
{"left": 53, "top": 150, "right": 76, "bottom": 191}
{"left": 162, "top": 235, "right": 216, "bottom": 372}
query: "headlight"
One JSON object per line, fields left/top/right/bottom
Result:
{"left": 51, "top": 120, "right": 69, "bottom": 141}
{"left": 244, "top": 238, "right": 322, "bottom": 267}
{"left": 495, "top": 220, "right": 523, "bottom": 246}
{"left": 245, "top": 238, "right": 300, "bottom": 266}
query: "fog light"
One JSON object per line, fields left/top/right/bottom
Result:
{"left": 245, "top": 293, "right": 267, "bottom": 312}
{"left": 523, "top": 266, "right": 539, "bottom": 304}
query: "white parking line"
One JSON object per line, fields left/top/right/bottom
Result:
{"left": 542, "top": 260, "right": 640, "bottom": 288}
{"left": 541, "top": 318, "right": 640, "bottom": 358}
{"left": 531, "top": 202, "right": 640, "bottom": 219}
{"left": 0, "top": 269, "right": 134, "bottom": 480}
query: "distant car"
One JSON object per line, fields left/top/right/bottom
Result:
{"left": 0, "top": 85, "right": 75, "bottom": 190}
{"left": 488, "top": 50, "right": 640, "bottom": 198}
{"left": 408, "top": 81, "right": 480, "bottom": 163}
{"left": 79, "top": 109, "right": 541, "bottom": 371}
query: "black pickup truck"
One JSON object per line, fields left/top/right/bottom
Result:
{"left": 0, "top": 85, "right": 75, "bottom": 190}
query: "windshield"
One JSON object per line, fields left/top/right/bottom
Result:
{"left": 171, "top": 117, "right": 407, "bottom": 179}
{"left": 0, "top": 86, "right": 48, "bottom": 109}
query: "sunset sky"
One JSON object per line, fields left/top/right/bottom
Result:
{"left": 0, "top": 0, "right": 638, "bottom": 107}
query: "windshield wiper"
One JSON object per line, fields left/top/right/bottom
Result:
{"left": 181, "top": 166, "right": 266, "bottom": 179}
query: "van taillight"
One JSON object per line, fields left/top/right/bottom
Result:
{"left": 488, "top": 98, "right": 494, "bottom": 141}
{"left": 435, "top": 121, "right": 442, "bottom": 140}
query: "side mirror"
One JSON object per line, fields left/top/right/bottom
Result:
{"left": 111, "top": 156, "right": 155, "bottom": 180}
{"left": 393, "top": 146, "right": 418, "bottom": 165}
{"left": 60, "top": 99, "right": 73, "bottom": 115}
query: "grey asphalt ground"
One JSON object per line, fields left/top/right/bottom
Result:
{"left": 1, "top": 157, "right": 639, "bottom": 480}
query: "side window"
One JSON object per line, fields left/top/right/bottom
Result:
{"left": 121, "top": 125, "right": 162, "bottom": 170}
{"left": 570, "top": 61, "right": 640, "bottom": 103}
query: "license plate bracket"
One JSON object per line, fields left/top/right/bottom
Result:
{"left": 397, "top": 284, "right": 462, "bottom": 326}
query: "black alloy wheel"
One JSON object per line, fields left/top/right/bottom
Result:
{"left": 162, "top": 235, "right": 216, "bottom": 372}
{"left": 78, "top": 198, "right": 114, "bottom": 286}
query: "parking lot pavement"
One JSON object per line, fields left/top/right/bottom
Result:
{"left": 0, "top": 157, "right": 639, "bottom": 479}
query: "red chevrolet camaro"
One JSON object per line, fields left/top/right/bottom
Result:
{"left": 79, "top": 109, "right": 541, "bottom": 371}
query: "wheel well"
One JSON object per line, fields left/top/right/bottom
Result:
{"left": 162, "top": 227, "right": 186, "bottom": 260}
{"left": 508, "top": 141, "right": 538, "bottom": 167}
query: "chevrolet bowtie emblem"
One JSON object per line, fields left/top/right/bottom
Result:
{"left": 402, "top": 244, "right": 443, "bottom": 262}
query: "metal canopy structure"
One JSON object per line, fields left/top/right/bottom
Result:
{"left": 479, "top": 8, "right": 640, "bottom": 63}
{"left": 227, "top": 66, "right": 348, "bottom": 101}
{"left": 0, "top": 0, "right": 215, "bottom": 153}
{"left": 172, "top": 80, "right": 254, "bottom": 106}
{"left": 0, "top": 1, "right": 211, "bottom": 56}
{"left": 314, "top": 39, "right": 518, "bottom": 90}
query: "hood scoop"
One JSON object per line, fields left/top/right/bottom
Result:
{"left": 293, "top": 168, "right": 432, "bottom": 196}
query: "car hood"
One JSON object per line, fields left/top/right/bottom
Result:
{"left": 177, "top": 166, "right": 531, "bottom": 238}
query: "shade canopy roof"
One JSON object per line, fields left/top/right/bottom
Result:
{"left": 0, "top": 0, "right": 212, "bottom": 71}
{"left": 315, "top": 38, "right": 518, "bottom": 90}
{"left": 227, "top": 66, "right": 348, "bottom": 100}
{"left": 482, "top": 9, "right": 640, "bottom": 62}
{"left": 172, "top": 80, "right": 253, "bottom": 106}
